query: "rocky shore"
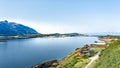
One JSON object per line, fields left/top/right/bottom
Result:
{"left": 32, "top": 60, "right": 59, "bottom": 68}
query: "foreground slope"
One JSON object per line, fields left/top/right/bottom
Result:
{"left": 94, "top": 39, "right": 120, "bottom": 68}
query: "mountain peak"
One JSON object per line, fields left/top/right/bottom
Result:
{"left": 0, "top": 20, "right": 39, "bottom": 36}
{"left": 4, "top": 20, "right": 8, "bottom": 23}
{"left": 0, "top": 20, "right": 8, "bottom": 23}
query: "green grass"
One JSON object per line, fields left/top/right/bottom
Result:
{"left": 94, "top": 40, "right": 120, "bottom": 68}
{"left": 57, "top": 46, "right": 104, "bottom": 68}
{"left": 57, "top": 48, "right": 90, "bottom": 68}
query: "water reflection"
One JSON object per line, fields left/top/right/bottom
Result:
{"left": 0, "top": 37, "right": 100, "bottom": 68}
{"left": 0, "top": 41, "right": 7, "bottom": 51}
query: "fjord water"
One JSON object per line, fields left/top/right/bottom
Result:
{"left": 0, "top": 37, "right": 101, "bottom": 68}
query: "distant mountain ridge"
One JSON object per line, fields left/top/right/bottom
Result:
{"left": 88, "top": 32, "right": 120, "bottom": 36}
{"left": 0, "top": 20, "right": 39, "bottom": 36}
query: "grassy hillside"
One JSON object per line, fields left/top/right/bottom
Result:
{"left": 57, "top": 46, "right": 102, "bottom": 68}
{"left": 94, "top": 40, "right": 120, "bottom": 68}
{"left": 57, "top": 48, "right": 90, "bottom": 68}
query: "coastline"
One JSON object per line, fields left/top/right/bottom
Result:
{"left": 0, "top": 33, "right": 87, "bottom": 41}
{"left": 32, "top": 37, "right": 106, "bottom": 68}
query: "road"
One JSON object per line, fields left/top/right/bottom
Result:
{"left": 85, "top": 51, "right": 100, "bottom": 68}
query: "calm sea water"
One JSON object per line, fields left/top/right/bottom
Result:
{"left": 0, "top": 37, "right": 101, "bottom": 68}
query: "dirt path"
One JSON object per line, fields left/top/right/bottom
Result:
{"left": 85, "top": 51, "right": 100, "bottom": 68}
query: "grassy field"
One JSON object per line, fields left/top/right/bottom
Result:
{"left": 57, "top": 48, "right": 90, "bottom": 68}
{"left": 93, "top": 40, "right": 120, "bottom": 68}
{"left": 57, "top": 46, "right": 103, "bottom": 68}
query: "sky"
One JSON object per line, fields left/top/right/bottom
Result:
{"left": 0, "top": 0, "right": 120, "bottom": 33}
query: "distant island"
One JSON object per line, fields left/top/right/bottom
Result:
{"left": 0, "top": 33, "right": 88, "bottom": 41}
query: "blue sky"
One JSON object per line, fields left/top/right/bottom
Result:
{"left": 0, "top": 0, "right": 120, "bottom": 33}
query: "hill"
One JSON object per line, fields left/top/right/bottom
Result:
{"left": 0, "top": 20, "right": 39, "bottom": 36}
{"left": 93, "top": 38, "right": 120, "bottom": 68}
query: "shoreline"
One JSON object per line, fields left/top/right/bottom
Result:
{"left": 0, "top": 35, "right": 89, "bottom": 42}
{"left": 0, "top": 33, "right": 88, "bottom": 41}
{"left": 32, "top": 37, "right": 106, "bottom": 68}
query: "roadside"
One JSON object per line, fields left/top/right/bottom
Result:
{"left": 85, "top": 51, "right": 100, "bottom": 68}
{"left": 85, "top": 36, "right": 116, "bottom": 68}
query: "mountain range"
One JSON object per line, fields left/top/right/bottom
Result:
{"left": 0, "top": 20, "right": 39, "bottom": 36}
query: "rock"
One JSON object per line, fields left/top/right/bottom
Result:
{"left": 32, "top": 60, "right": 59, "bottom": 68}
{"left": 75, "top": 48, "right": 80, "bottom": 51}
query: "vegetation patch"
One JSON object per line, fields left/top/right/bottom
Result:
{"left": 94, "top": 40, "right": 120, "bottom": 68}
{"left": 57, "top": 48, "right": 90, "bottom": 68}
{"left": 57, "top": 45, "right": 102, "bottom": 68}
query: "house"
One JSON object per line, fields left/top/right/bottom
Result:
{"left": 78, "top": 45, "right": 94, "bottom": 57}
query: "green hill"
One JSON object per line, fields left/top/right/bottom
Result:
{"left": 94, "top": 39, "right": 120, "bottom": 68}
